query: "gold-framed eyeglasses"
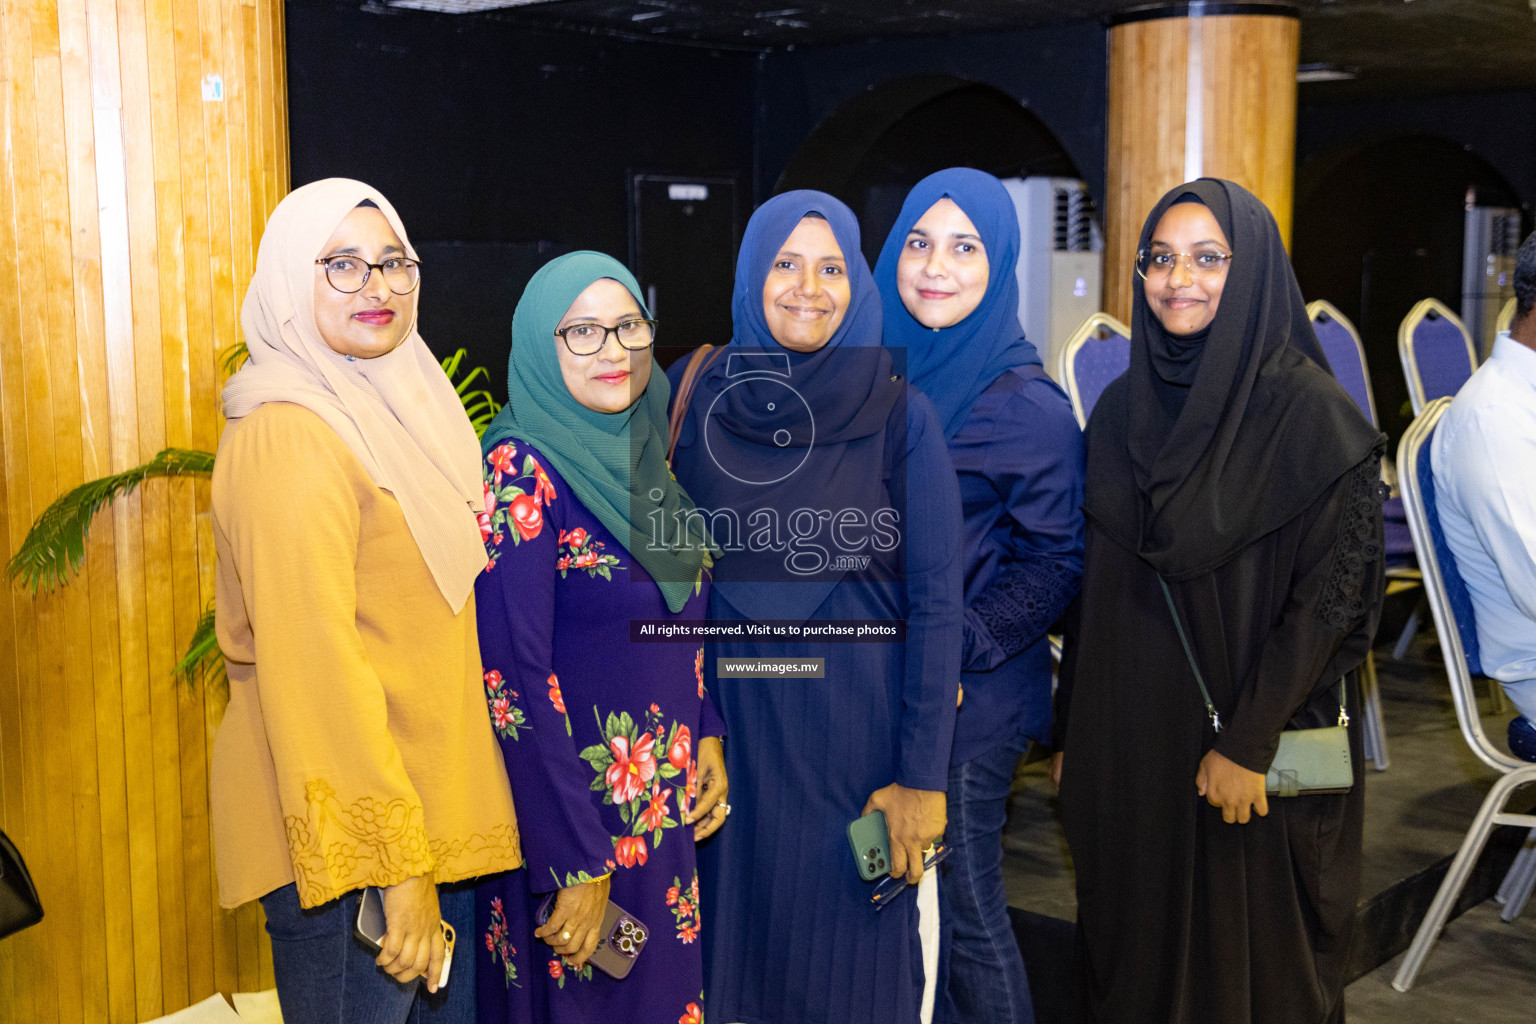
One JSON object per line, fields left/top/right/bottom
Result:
{"left": 314, "top": 255, "right": 421, "bottom": 295}
{"left": 555, "top": 318, "right": 658, "bottom": 356}
{"left": 1135, "top": 248, "right": 1233, "bottom": 281}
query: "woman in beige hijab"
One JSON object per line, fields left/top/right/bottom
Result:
{"left": 210, "top": 179, "right": 521, "bottom": 1021}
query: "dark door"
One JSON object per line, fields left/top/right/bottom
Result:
{"left": 630, "top": 174, "right": 738, "bottom": 364}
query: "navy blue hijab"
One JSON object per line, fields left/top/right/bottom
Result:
{"left": 673, "top": 191, "right": 904, "bottom": 622}
{"left": 874, "top": 168, "right": 1042, "bottom": 438}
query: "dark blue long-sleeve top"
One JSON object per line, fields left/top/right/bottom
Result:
{"left": 950, "top": 365, "right": 1086, "bottom": 764}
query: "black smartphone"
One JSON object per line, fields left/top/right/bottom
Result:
{"left": 536, "top": 892, "right": 649, "bottom": 980}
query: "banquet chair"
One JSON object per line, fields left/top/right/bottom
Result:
{"left": 1058, "top": 313, "right": 1130, "bottom": 429}
{"left": 1496, "top": 296, "right": 1516, "bottom": 337}
{"left": 1391, "top": 397, "right": 1536, "bottom": 992}
{"left": 1398, "top": 299, "right": 1477, "bottom": 415}
{"left": 1308, "top": 300, "right": 1378, "bottom": 426}
{"left": 1307, "top": 300, "right": 1408, "bottom": 769}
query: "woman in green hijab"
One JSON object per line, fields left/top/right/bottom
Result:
{"left": 471, "top": 252, "right": 727, "bottom": 1022}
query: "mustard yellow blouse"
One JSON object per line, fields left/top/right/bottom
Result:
{"left": 209, "top": 402, "right": 521, "bottom": 909}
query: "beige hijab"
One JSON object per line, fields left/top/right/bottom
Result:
{"left": 224, "top": 178, "right": 486, "bottom": 613}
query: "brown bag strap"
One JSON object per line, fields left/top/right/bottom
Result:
{"left": 668, "top": 344, "right": 722, "bottom": 464}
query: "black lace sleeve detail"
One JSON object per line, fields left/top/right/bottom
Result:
{"left": 972, "top": 557, "right": 1081, "bottom": 660}
{"left": 1315, "top": 454, "right": 1389, "bottom": 632}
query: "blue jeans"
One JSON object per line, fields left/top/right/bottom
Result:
{"left": 938, "top": 733, "right": 1036, "bottom": 1024}
{"left": 260, "top": 881, "right": 476, "bottom": 1024}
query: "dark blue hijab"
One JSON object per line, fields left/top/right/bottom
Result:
{"left": 672, "top": 191, "right": 904, "bottom": 622}
{"left": 874, "top": 168, "right": 1042, "bottom": 439}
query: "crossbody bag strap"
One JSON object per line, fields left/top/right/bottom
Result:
{"left": 1158, "top": 576, "right": 1224, "bottom": 733}
{"left": 1158, "top": 576, "right": 1350, "bottom": 735}
{"left": 668, "top": 344, "right": 721, "bottom": 464}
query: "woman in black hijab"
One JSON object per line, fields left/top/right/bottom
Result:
{"left": 1055, "top": 179, "right": 1386, "bottom": 1024}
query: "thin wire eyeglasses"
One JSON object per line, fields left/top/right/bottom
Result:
{"left": 314, "top": 255, "right": 421, "bottom": 295}
{"left": 1135, "top": 248, "right": 1233, "bottom": 281}
{"left": 555, "top": 318, "right": 658, "bottom": 356}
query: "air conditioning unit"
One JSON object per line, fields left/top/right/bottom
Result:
{"left": 1002, "top": 176, "right": 1103, "bottom": 381}
{"left": 1461, "top": 200, "right": 1522, "bottom": 360}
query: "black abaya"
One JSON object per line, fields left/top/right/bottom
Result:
{"left": 1058, "top": 179, "right": 1388, "bottom": 1024}
{"left": 1059, "top": 448, "right": 1385, "bottom": 1023}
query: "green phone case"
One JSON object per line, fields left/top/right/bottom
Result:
{"left": 847, "top": 810, "right": 891, "bottom": 882}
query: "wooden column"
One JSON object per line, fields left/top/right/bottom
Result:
{"left": 0, "top": 0, "right": 287, "bottom": 1018}
{"left": 1104, "top": 3, "right": 1300, "bottom": 321}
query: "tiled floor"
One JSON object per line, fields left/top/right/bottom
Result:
{"left": 1000, "top": 634, "right": 1536, "bottom": 1022}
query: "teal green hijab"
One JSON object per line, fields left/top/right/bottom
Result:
{"left": 482, "top": 251, "right": 709, "bottom": 612}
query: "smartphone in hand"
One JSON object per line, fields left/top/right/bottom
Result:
{"left": 353, "top": 885, "right": 454, "bottom": 989}
{"left": 847, "top": 810, "right": 892, "bottom": 882}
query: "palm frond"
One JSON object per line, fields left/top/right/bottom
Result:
{"left": 6, "top": 448, "right": 217, "bottom": 593}
{"left": 440, "top": 348, "right": 502, "bottom": 439}
{"left": 220, "top": 342, "right": 249, "bottom": 376}
{"left": 174, "top": 605, "right": 226, "bottom": 691}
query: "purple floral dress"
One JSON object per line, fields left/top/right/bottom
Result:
{"left": 473, "top": 436, "right": 720, "bottom": 1024}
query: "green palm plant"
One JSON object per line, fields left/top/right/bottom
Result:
{"left": 7, "top": 343, "right": 501, "bottom": 687}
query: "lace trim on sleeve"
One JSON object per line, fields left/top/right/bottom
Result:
{"left": 972, "top": 558, "right": 1080, "bottom": 660}
{"left": 1315, "top": 455, "right": 1389, "bottom": 632}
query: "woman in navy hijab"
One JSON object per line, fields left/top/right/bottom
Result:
{"left": 669, "top": 190, "right": 964, "bottom": 1024}
{"left": 874, "top": 168, "right": 1085, "bottom": 1024}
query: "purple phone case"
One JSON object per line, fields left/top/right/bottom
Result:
{"left": 536, "top": 892, "right": 648, "bottom": 979}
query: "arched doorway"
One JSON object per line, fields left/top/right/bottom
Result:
{"left": 776, "top": 75, "right": 1085, "bottom": 267}
{"left": 1293, "top": 135, "right": 1526, "bottom": 443}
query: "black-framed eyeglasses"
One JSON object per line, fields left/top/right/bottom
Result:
{"left": 555, "top": 318, "right": 658, "bottom": 356}
{"left": 314, "top": 255, "right": 421, "bottom": 295}
{"left": 1135, "top": 248, "right": 1233, "bottom": 281}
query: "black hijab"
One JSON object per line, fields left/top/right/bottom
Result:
{"left": 1083, "top": 178, "right": 1383, "bottom": 581}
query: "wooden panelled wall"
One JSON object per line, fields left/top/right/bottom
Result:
{"left": 0, "top": 0, "right": 287, "bottom": 1018}
{"left": 1103, "top": 11, "right": 1300, "bottom": 321}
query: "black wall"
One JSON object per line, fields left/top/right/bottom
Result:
{"left": 754, "top": 22, "right": 1108, "bottom": 207}
{"left": 1291, "top": 88, "right": 1536, "bottom": 442}
{"left": 287, "top": 2, "right": 759, "bottom": 393}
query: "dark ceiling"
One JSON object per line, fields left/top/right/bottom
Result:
{"left": 389, "top": 0, "right": 1536, "bottom": 98}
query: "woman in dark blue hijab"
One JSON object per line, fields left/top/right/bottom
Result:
{"left": 669, "top": 190, "right": 964, "bottom": 1024}
{"left": 874, "top": 169, "right": 1085, "bottom": 1024}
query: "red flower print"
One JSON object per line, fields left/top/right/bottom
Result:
{"left": 679, "top": 924, "right": 699, "bottom": 944}
{"left": 649, "top": 702, "right": 661, "bottom": 715}
{"left": 572, "top": 550, "right": 598, "bottom": 568}
{"left": 680, "top": 1001, "right": 703, "bottom": 1024}
{"left": 485, "top": 933, "right": 495, "bottom": 952}
{"left": 491, "top": 696, "right": 514, "bottom": 730}
{"left": 485, "top": 557, "right": 497, "bottom": 573}
{"left": 478, "top": 483, "right": 496, "bottom": 541}
{"left": 695, "top": 647, "right": 705, "bottom": 698}
{"left": 564, "top": 527, "right": 589, "bottom": 550}
{"left": 605, "top": 858, "right": 617, "bottom": 872}
{"left": 605, "top": 733, "right": 657, "bottom": 805}
{"left": 510, "top": 493, "right": 542, "bottom": 541}
{"left": 689, "top": 875, "right": 699, "bottom": 904}
{"left": 666, "top": 885, "right": 681, "bottom": 907}
{"left": 547, "top": 674, "right": 566, "bottom": 714}
{"left": 556, "top": 555, "right": 571, "bottom": 571}
{"left": 668, "top": 724, "right": 692, "bottom": 770}
{"left": 614, "top": 835, "right": 649, "bottom": 868}
{"left": 534, "top": 463, "right": 557, "bottom": 505}
{"left": 686, "top": 758, "right": 698, "bottom": 804}
{"left": 487, "top": 443, "right": 517, "bottom": 482}
{"left": 640, "top": 784, "right": 671, "bottom": 831}
{"left": 485, "top": 669, "right": 504, "bottom": 690}
{"left": 656, "top": 724, "right": 666, "bottom": 738}
{"left": 548, "top": 959, "right": 563, "bottom": 979}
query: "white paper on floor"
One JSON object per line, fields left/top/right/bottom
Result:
{"left": 232, "top": 990, "right": 284, "bottom": 1023}
{"left": 141, "top": 994, "right": 243, "bottom": 1024}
